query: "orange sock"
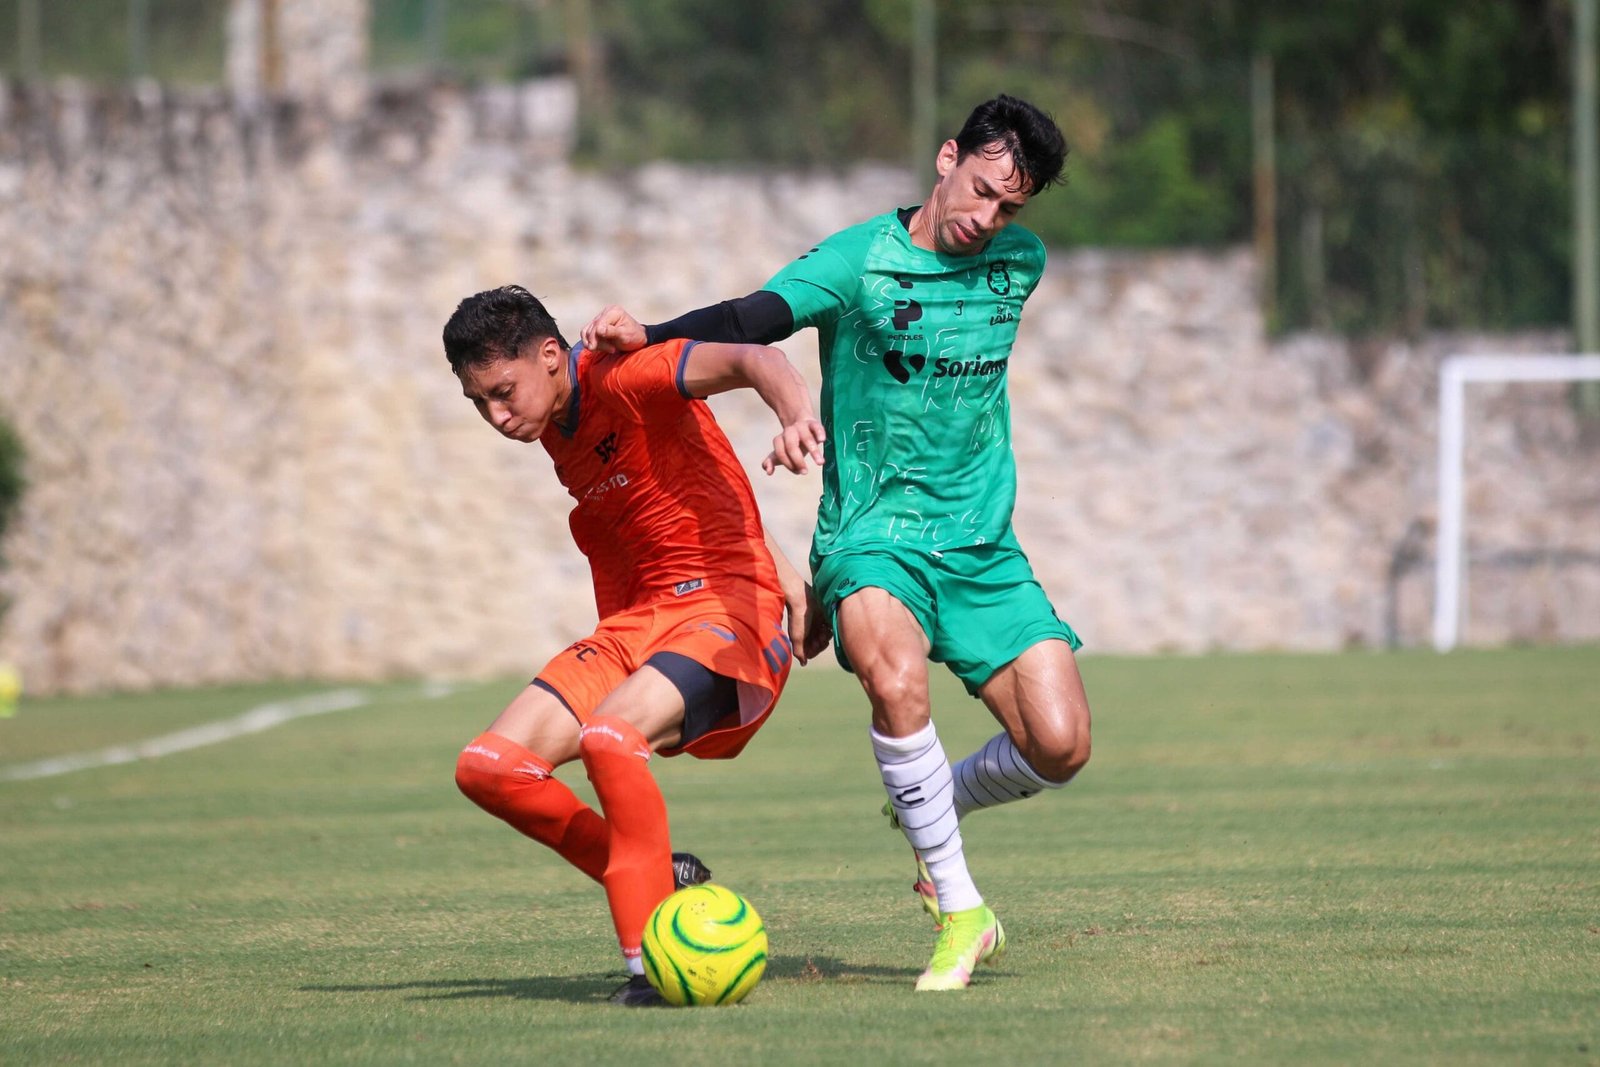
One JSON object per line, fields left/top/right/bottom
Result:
{"left": 455, "top": 732, "right": 609, "bottom": 883}
{"left": 578, "top": 716, "right": 674, "bottom": 964}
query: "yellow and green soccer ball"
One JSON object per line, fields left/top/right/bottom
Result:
{"left": 0, "top": 663, "right": 19, "bottom": 718}
{"left": 641, "top": 883, "right": 767, "bottom": 1006}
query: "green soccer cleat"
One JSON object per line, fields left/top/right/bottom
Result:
{"left": 911, "top": 853, "right": 944, "bottom": 930}
{"left": 914, "top": 904, "right": 1006, "bottom": 992}
{"left": 881, "top": 801, "right": 944, "bottom": 929}
{"left": 881, "top": 798, "right": 903, "bottom": 832}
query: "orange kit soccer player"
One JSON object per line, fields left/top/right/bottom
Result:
{"left": 443, "top": 285, "right": 830, "bottom": 1006}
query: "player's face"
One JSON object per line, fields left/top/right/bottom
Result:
{"left": 923, "top": 139, "right": 1033, "bottom": 256}
{"left": 457, "top": 339, "right": 567, "bottom": 443}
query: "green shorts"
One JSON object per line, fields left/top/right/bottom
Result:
{"left": 812, "top": 540, "right": 1082, "bottom": 695}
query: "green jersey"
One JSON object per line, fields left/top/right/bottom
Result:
{"left": 763, "top": 207, "right": 1045, "bottom": 560}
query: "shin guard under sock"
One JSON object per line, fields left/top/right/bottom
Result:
{"left": 579, "top": 716, "right": 674, "bottom": 964}
{"left": 455, "top": 732, "right": 609, "bottom": 883}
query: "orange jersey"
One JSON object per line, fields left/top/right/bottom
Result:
{"left": 541, "top": 339, "right": 781, "bottom": 617}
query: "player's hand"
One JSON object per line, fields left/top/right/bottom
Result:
{"left": 800, "top": 585, "right": 831, "bottom": 662}
{"left": 784, "top": 582, "right": 832, "bottom": 665}
{"left": 581, "top": 305, "right": 648, "bottom": 354}
{"left": 762, "top": 417, "right": 825, "bottom": 476}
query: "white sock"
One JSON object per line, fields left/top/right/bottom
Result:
{"left": 952, "top": 731, "right": 1061, "bottom": 817}
{"left": 871, "top": 722, "right": 983, "bottom": 915}
{"left": 625, "top": 953, "right": 644, "bottom": 977}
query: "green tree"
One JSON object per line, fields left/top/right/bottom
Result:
{"left": 592, "top": 0, "right": 907, "bottom": 164}
{"left": 0, "top": 412, "right": 25, "bottom": 627}
{"left": 14, "top": 0, "right": 1579, "bottom": 334}
{"left": 0, "top": 412, "right": 23, "bottom": 539}
{"left": 1222, "top": 0, "right": 1570, "bottom": 332}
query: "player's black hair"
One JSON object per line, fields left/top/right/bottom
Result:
{"left": 442, "top": 284, "right": 569, "bottom": 374}
{"left": 952, "top": 94, "right": 1068, "bottom": 196}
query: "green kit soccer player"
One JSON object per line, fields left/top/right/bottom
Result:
{"left": 582, "top": 94, "right": 1091, "bottom": 992}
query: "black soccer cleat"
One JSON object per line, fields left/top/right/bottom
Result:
{"left": 609, "top": 973, "right": 664, "bottom": 1007}
{"left": 671, "top": 852, "right": 712, "bottom": 889}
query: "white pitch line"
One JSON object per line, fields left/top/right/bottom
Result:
{"left": 0, "top": 686, "right": 438, "bottom": 783}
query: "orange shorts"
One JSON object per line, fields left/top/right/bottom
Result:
{"left": 534, "top": 579, "right": 792, "bottom": 759}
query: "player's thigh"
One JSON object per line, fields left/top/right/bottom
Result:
{"left": 592, "top": 664, "right": 689, "bottom": 752}
{"left": 485, "top": 683, "right": 583, "bottom": 766}
{"left": 836, "top": 586, "right": 934, "bottom": 734}
{"left": 501, "top": 619, "right": 643, "bottom": 765}
{"left": 640, "top": 590, "right": 791, "bottom": 760}
{"left": 926, "top": 542, "right": 1081, "bottom": 694}
{"left": 977, "top": 638, "right": 1091, "bottom": 779}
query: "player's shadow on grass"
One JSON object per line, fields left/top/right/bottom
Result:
{"left": 302, "top": 956, "right": 917, "bottom": 1005}
{"left": 303, "top": 975, "right": 633, "bottom": 1005}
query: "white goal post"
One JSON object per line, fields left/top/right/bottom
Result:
{"left": 1433, "top": 353, "right": 1600, "bottom": 652}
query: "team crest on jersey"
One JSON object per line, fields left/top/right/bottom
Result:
{"left": 987, "top": 262, "right": 1011, "bottom": 296}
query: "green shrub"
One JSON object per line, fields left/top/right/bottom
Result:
{"left": 0, "top": 413, "right": 25, "bottom": 568}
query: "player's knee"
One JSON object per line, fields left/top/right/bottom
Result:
{"left": 857, "top": 659, "right": 928, "bottom": 720}
{"left": 456, "top": 733, "right": 558, "bottom": 812}
{"left": 578, "top": 715, "right": 650, "bottom": 761}
{"left": 455, "top": 740, "right": 510, "bottom": 811}
{"left": 1022, "top": 722, "right": 1091, "bottom": 785}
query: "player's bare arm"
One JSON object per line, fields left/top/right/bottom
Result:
{"left": 678, "top": 342, "right": 824, "bottom": 475}
{"left": 764, "top": 530, "right": 831, "bottom": 665}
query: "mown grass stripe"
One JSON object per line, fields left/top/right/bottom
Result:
{"left": 0, "top": 683, "right": 460, "bottom": 784}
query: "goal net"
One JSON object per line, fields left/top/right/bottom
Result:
{"left": 1433, "top": 354, "right": 1600, "bottom": 651}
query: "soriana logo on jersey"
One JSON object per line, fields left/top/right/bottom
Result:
{"left": 932, "top": 355, "right": 1009, "bottom": 379}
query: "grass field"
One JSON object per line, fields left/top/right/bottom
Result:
{"left": 1, "top": 648, "right": 1596, "bottom": 1065}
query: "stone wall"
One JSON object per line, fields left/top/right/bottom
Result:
{"left": 0, "top": 82, "right": 1595, "bottom": 694}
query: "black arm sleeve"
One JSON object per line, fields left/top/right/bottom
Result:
{"left": 643, "top": 290, "right": 795, "bottom": 347}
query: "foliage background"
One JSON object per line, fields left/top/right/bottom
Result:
{"left": 0, "top": 413, "right": 24, "bottom": 570}
{"left": 0, "top": 0, "right": 1582, "bottom": 334}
